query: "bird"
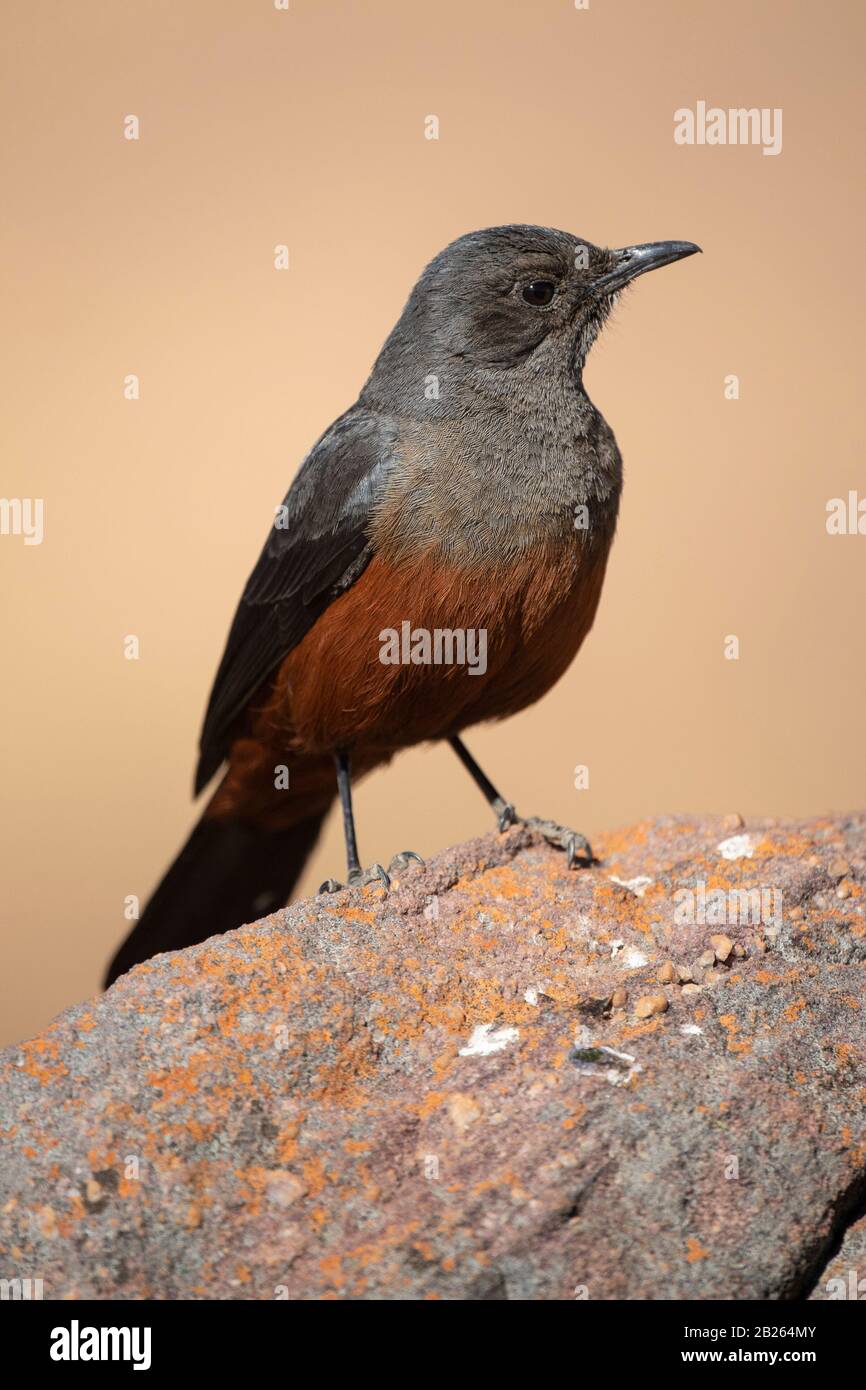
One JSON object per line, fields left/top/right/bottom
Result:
{"left": 104, "top": 224, "right": 699, "bottom": 987}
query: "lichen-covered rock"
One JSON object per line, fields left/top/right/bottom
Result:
{"left": 1, "top": 813, "right": 865, "bottom": 1300}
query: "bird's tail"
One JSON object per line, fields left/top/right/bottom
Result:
{"left": 103, "top": 808, "right": 328, "bottom": 988}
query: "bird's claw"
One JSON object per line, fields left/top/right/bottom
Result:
{"left": 566, "top": 832, "right": 592, "bottom": 869}
{"left": 388, "top": 850, "right": 425, "bottom": 874}
{"left": 493, "top": 798, "right": 519, "bottom": 832}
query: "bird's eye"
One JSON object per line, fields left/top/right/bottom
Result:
{"left": 521, "top": 280, "right": 556, "bottom": 307}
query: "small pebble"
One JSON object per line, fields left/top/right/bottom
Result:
{"left": 698, "top": 949, "right": 716, "bottom": 970}
{"left": 658, "top": 961, "right": 677, "bottom": 984}
{"left": 689, "top": 963, "right": 706, "bottom": 985}
{"left": 828, "top": 857, "right": 850, "bottom": 879}
{"left": 836, "top": 882, "right": 852, "bottom": 900}
{"left": 733, "top": 943, "right": 747, "bottom": 958}
{"left": 710, "top": 934, "right": 733, "bottom": 962}
{"left": 721, "top": 813, "right": 744, "bottom": 831}
{"left": 677, "top": 965, "right": 692, "bottom": 983}
{"left": 38, "top": 1206, "right": 57, "bottom": 1239}
{"left": 264, "top": 1172, "right": 308, "bottom": 1208}
{"left": 447, "top": 1094, "right": 482, "bottom": 1133}
{"left": 681, "top": 983, "right": 702, "bottom": 996}
{"left": 634, "top": 992, "right": 668, "bottom": 1019}
{"left": 611, "top": 987, "right": 628, "bottom": 1008}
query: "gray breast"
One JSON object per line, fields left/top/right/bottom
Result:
{"left": 371, "top": 390, "right": 622, "bottom": 566}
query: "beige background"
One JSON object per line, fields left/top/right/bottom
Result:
{"left": 2, "top": 0, "right": 864, "bottom": 1047}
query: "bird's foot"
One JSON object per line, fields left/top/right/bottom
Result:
{"left": 319, "top": 862, "right": 390, "bottom": 894}
{"left": 319, "top": 853, "right": 423, "bottom": 895}
{"left": 493, "top": 799, "right": 595, "bottom": 868}
{"left": 524, "top": 818, "right": 595, "bottom": 868}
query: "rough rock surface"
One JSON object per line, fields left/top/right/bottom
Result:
{"left": 2, "top": 813, "right": 866, "bottom": 1301}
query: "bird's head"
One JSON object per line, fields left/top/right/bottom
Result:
{"left": 370, "top": 224, "right": 700, "bottom": 394}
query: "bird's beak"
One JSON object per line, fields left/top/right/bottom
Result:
{"left": 590, "top": 240, "right": 701, "bottom": 296}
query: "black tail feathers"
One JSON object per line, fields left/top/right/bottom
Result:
{"left": 103, "top": 811, "right": 327, "bottom": 988}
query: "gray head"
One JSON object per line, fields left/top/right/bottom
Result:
{"left": 362, "top": 224, "right": 699, "bottom": 407}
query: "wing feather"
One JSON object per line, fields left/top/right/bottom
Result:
{"left": 194, "top": 407, "right": 396, "bottom": 793}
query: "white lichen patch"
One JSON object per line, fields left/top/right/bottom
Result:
{"left": 459, "top": 1023, "right": 519, "bottom": 1057}
{"left": 718, "top": 833, "right": 754, "bottom": 860}
{"left": 610, "top": 874, "right": 654, "bottom": 897}
{"left": 609, "top": 940, "right": 648, "bottom": 968}
{"left": 620, "top": 947, "right": 649, "bottom": 969}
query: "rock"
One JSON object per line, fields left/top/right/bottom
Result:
{"left": 657, "top": 961, "right": 677, "bottom": 984}
{"left": 634, "top": 992, "right": 669, "bottom": 1019}
{"left": 810, "top": 1215, "right": 866, "bottom": 1300}
{"left": 710, "top": 934, "right": 733, "bottom": 963}
{"left": 1, "top": 813, "right": 865, "bottom": 1301}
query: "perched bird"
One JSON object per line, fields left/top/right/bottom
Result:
{"left": 105, "top": 225, "right": 699, "bottom": 986}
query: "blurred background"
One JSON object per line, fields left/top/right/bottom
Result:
{"left": 2, "top": 0, "right": 864, "bottom": 1046}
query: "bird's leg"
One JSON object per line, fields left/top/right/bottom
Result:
{"left": 449, "top": 735, "right": 518, "bottom": 832}
{"left": 319, "top": 751, "right": 417, "bottom": 893}
{"left": 449, "top": 735, "right": 595, "bottom": 868}
{"left": 335, "top": 749, "right": 363, "bottom": 880}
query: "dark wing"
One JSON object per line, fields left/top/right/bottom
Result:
{"left": 194, "top": 406, "right": 397, "bottom": 794}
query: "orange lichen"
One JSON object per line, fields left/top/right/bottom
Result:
{"left": 783, "top": 998, "right": 808, "bottom": 1024}
{"left": 18, "top": 1038, "right": 68, "bottom": 1087}
{"left": 686, "top": 1237, "right": 710, "bottom": 1263}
